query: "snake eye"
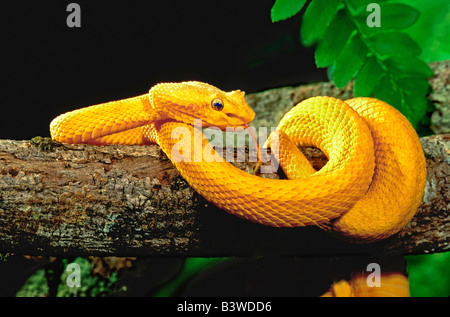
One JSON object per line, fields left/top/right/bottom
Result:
{"left": 211, "top": 98, "right": 224, "bottom": 111}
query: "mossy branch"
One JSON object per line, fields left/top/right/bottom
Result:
{"left": 1, "top": 61, "right": 448, "bottom": 257}
{"left": 0, "top": 132, "right": 448, "bottom": 257}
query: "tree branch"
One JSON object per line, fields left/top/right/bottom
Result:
{"left": 0, "top": 133, "right": 448, "bottom": 257}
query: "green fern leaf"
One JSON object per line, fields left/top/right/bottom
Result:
{"left": 301, "top": 0, "right": 341, "bottom": 46}
{"left": 331, "top": 33, "right": 367, "bottom": 88}
{"left": 271, "top": 0, "right": 307, "bottom": 22}
{"left": 369, "top": 32, "right": 422, "bottom": 58}
{"left": 355, "top": 2, "right": 420, "bottom": 36}
{"left": 271, "top": 0, "right": 436, "bottom": 129}
{"left": 315, "top": 10, "right": 355, "bottom": 68}
{"left": 353, "top": 56, "right": 383, "bottom": 97}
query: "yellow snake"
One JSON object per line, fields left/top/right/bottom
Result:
{"left": 50, "top": 81, "right": 426, "bottom": 242}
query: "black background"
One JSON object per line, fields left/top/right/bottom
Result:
{"left": 2, "top": 0, "right": 327, "bottom": 140}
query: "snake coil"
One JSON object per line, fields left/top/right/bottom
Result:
{"left": 50, "top": 81, "right": 426, "bottom": 242}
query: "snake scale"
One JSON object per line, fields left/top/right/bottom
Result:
{"left": 50, "top": 81, "right": 427, "bottom": 242}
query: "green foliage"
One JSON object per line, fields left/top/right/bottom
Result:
{"left": 271, "top": 0, "right": 307, "bottom": 22}
{"left": 16, "top": 268, "right": 50, "bottom": 297}
{"left": 405, "top": 252, "right": 450, "bottom": 297}
{"left": 270, "top": 0, "right": 449, "bottom": 130}
{"left": 0, "top": 253, "right": 12, "bottom": 261}
{"left": 16, "top": 257, "right": 118, "bottom": 297}
{"left": 300, "top": 0, "right": 342, "bottom": 46}
{"left": 152, "top": 257, "right": 225, "bottom": 297}
{"left": 394, "top": 0, "right": 450, "bottom": 62}
{"left": 12, "top": 254, "right": 449, "bottom": 296}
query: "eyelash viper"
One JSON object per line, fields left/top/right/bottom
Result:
{"left": 50, "top": 81, "right": 427, "bottom": 242}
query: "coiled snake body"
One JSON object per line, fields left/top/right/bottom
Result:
{"left": 50, "top": 81, "right": 426, "bottom": 242}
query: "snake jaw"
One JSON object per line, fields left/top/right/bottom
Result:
{"left": 150, "top": 81, "right": 255, "bottom": 131}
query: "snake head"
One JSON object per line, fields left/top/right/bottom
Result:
{"left": 150, "top": 81, "right": 255, "bottom": 130}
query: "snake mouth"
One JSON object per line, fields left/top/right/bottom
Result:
{"left": 201, "top": 114, "right": 253, "bottom": 131}
{"left": 226, "top": 112, "right": 255, "bottom": 125}
{"left": 226, "top": 112, "right": 244, "bottom": 120}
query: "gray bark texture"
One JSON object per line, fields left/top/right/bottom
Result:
{"left": 0, "top": 60, "right": 448, "bottom": 257}
{"left": 0, "top": 133, "right": 448, "bottom": 257}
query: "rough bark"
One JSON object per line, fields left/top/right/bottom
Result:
{"left": 0, "top": 133, "right": 448, "bottom": 257}
{"left": 1, "top": 60, "right": 448, "bottom": 257}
